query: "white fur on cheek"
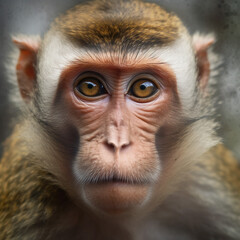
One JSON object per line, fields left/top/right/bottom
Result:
{"left": 37, "top": 31, "right": 86, "bottom": 112}
{"left": 150, "top": 33, "right": 197, "bottom": 111}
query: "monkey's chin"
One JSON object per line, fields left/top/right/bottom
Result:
{"left": 82, "top": 183, "right": 150, "bottom": 215}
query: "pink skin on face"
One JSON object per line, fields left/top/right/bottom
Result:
{"left": 56, "top": 56, "right": 178, "bottom": 214}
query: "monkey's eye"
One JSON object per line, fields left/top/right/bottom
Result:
{"left": 75, "top": 77, "right": 107, "bottom": 98}
{"left": 128, "top": 79, "right": 158, "bottom": 99}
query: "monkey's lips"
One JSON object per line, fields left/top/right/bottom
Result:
{"left": 82, "top": 179, "right": 150, "bottom": 214}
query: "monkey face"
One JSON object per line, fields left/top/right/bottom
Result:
{"left": 47, "top": 55, "right": 178, "bottom": 214}
{"left": 31, "top": 25, "right": 201, "bottom": 215}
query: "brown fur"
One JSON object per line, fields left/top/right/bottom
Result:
{"left": 0, "top": 126, "right": 70, "bottom": 240}
{"left": 55, "top": 0, "right": 183, "bottom": 49}
{"left": 201, "top": 144, "right": 240, "bottom": 202}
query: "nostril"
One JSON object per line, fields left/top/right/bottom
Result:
{"left": 121, "top": 142, "right": 131, "bottom": 150}
{"left": 103, "top": 140, "right": 131, "bottom": 152}
{"left": 104, "top": 141, "right": 116, "bottom": 152}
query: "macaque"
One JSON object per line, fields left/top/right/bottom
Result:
{"left": 0, "top": 0, "right": 240, "bottom": 239}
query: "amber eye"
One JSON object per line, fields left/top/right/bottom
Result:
{"left": 75, "top": 77, "right": 107, "bottom": 97}
{"left": 128, "top": 79, "right": 158, "bottom": 98}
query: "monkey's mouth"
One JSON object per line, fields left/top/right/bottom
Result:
{"left": 82, "top": 175, "right": 151, "bottom": 214}
{"left": 85, "top": 174, "right": 150, "bottom": 185}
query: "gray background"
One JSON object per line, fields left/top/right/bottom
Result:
{"left": 0, "top": 0, "right": 239, "bottom": 159}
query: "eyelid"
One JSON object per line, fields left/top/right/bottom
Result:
{"left": 73, "top": 71, "right": 109, "bottom": 93}
{"left": 73, "top": 71, "right": 109, "bottom": 100}
{"left": 125, "top": 73, "right": 162, "bottom": 94}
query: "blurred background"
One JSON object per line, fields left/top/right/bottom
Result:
{"left": 0, "top": 0, "right": 239, "bottom": 159}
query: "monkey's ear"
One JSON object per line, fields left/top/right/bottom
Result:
{"left": 12, "top": 36, "right": 41, "bottom": 102}
{"left": 192, "top": 33, "right": 215, "bottom": 89}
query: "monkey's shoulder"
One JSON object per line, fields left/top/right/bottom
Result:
{"left": 168, "top": 144, "right": 240, "bottom": 239}
{"left": 191, "top": 144, "right": 240, "bottom": 230}
{"left": 0, "top": 131, "right": 69, "bottom": 240}
{"left": 200, "top": 144, "right": 240, "bottom": 194}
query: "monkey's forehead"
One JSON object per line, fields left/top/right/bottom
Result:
{"left": 53, "top": 0, "right": 183, "bottom": 50}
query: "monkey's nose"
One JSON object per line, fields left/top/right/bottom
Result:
{"left": 104, "top": 139, "right": 131, "bottom": 153}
